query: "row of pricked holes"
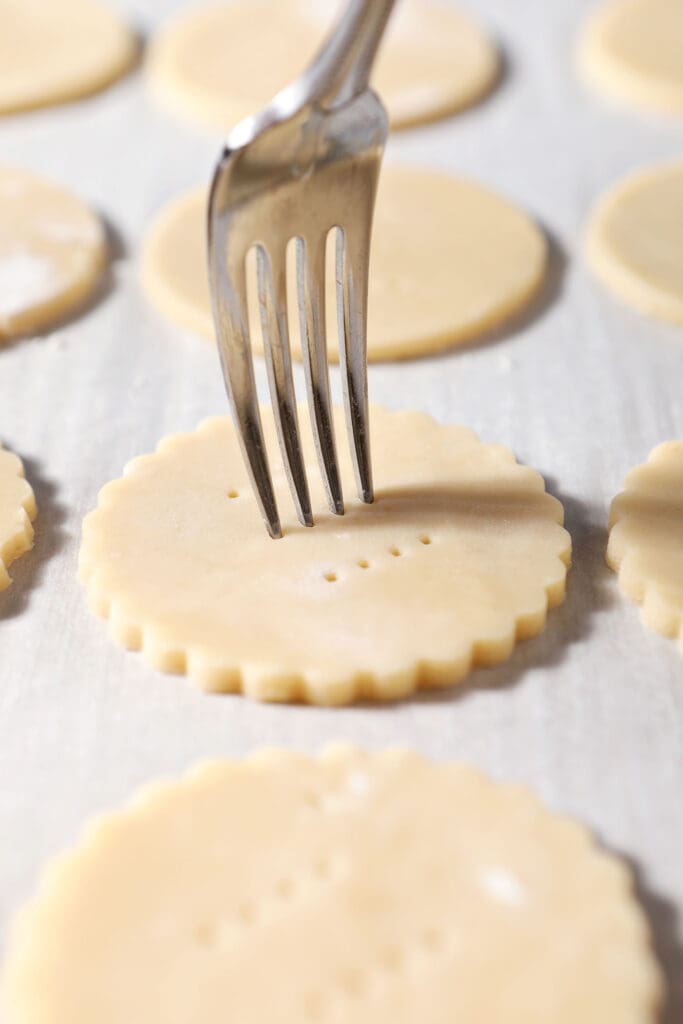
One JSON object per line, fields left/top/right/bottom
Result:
{"left": 225, "top": 493, "right": 433, "bottom": 561}
{"left": 225, "top": 493, "right": 433, "bottom": 579}
{"left": 194, "top": 855, "right": 338, "bottom": 947}
{"left": 304, "top": 927, "right": 450, "bottom": 1020}
{"left": 324, "top": 536, "right": 433, "bottom": 582}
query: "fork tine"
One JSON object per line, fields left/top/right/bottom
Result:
{"left": 209, "top": 236, "right": 282, "bottom": 539}
{"left": 256, "top": 244, "right": 313, "bottom": 528}
{"left": 336, "top": 225, "right": 374, "bottom": 504}
{"left": 296, "top": 234, "right": 344, "bottom": 516}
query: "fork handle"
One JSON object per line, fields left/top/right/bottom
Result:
{"left": 304, "top": 0, "right": 400, "bottom": 110}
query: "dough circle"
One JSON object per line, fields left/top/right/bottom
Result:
{"left": 2, "top": 747, "right": 662, "bottom": 1024}
{"left": 607, "top": 441, "right": 683, "bottom": 651}
{"left": 147, "top": 0, "right": 499, "bottom": 132}
{"left": 0, "top": 443, "right": 36, "bottom": 591}
{"left": 585, "top": 160, "right": 683, "bottom": 325}
{"left": 141, "top": 165, "right": 547, "bottom": 362}
{"left": 0, "top": 167, "right": 108, "bottom": 341}
{"left": 579, "top": 0, "right": 683, "bottom": 115}
{"left": 0, "top": 0, "right": 136, "bottom": 115}
{"left": 79, "top": 405, "right": 570, "bottom": 704}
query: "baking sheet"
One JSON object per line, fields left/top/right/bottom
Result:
{"left": 1, "top": 0, "right": 682, "bottom": 1016}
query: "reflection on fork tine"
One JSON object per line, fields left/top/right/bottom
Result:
{"left": 297, "top": 234, "right": 344, "bottom": 517}
{"left": 337, "top": 225, "right": 374, "bottom": 505}
{"left": 256, "top": 245, "right": 313, "bottom": 528}
{"left": 210, "top": 237, "right": 281, "bottom": 537}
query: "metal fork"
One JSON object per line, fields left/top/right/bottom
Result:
{"left": 207, "top": 0, "right": 398, "bottom": 538}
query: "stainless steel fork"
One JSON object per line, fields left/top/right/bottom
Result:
{"left": 207, "top": 0, "right": 398, "bottom": 538}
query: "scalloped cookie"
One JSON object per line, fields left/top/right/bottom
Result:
{"left": 0, "top": 0, "right": 136, "bottom": 115}
{"left": 0, "top": 167, "right": 108, "bottom": 340}
{"left": 79, "top": 405, "right": 570, "bottom": 704}
{"left": 0, "top": 443, "right": 36, "bottom": 590}
{"left": 586, "top": 160, "right": 683, "bottom": 325}
{"left": 579, "top": 0, "right": 683, "bottom": 115}
{"left": 2, "top": 747, "right": 662, "bottom": 1023}
{"left": 147, "top": 0, "right": 498, "bottom": 133}
{"left": 141, "top": 165, "right": 547, "bottom": 362}
{"left": 608, "top": 442, "right": 683, "bottom": 650}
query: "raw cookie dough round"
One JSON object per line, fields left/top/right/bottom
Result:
{"left": 585, "top": 160, "right": 683, "bottom": 324}
{"left": 79, "top": 405, "right": 570, "bottom": 704}
{"left": 147, "top": 0, "right": 499, "bottom": 132}
{"left": 2, "top": 747, "right": 662, "bottom": 1024}
{"left": 608, "top": 441, "right": 683, "bottom": 650}
{"left": 0, "top": 0, "right": 136, "bottom": 115}
{"left": 0, "top": 443, "right": 36, "bottom": 591}
{"left": 141, "top": 165, "right": 547, "bottom": 362}
{"left": 579, "top": 0, "right": 683, "bottom": 115}
{"left": 0, "top": 167, "right": 108, "bottom": 341}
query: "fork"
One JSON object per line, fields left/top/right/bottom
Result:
{"left": 207, "top": 0, "right": 398, "bottom": 538}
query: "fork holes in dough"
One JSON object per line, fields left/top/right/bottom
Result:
{"left": 304, "top": 791, "right": 322, "bottom": 811}
{"left": 236, "top": 901, "right": 257, "bottom": 925}
{"left": 420, "top": 927, "right": 445, "bottom": 953}
{"left": 357, "top": 559, "right": 370, "bottom": 569}
{"left": 390, "top": 546, "right": 401, "bottom": 557}
{"left": 378, "top": 945, "right": 403, "bottom": 973}
{"left": 419, "top": 535, "right": 432, "bottom": 545}
{"left": 193, "top": 921, "right": 216, "bottom": 948}
{"left": 323, "top": 572, "right": 337, "bottom": 583}
{"left": 227, "top": 490, "right": 239, "bottom": 499}
{"left": 303, "top": 991, "right": 327, "bottom": 1021}
{"left": 275, "top": 877, "right": 295, "bottom": 900}
{"left": 312, "top": 855, "right": 332, "bottom": 880}
{"left": 340, "top": 967, "right": 367, "bottom": 998}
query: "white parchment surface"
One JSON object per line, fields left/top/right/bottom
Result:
{"left": 0, "top": 0, "right": 681, "bottom": 1017}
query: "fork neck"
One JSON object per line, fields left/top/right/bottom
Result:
{"left": 302, "top": 0, "right": 399, "bottom": 110}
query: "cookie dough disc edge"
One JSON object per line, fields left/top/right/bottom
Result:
{"left": 78, "top": 409, "right": 572, "bottom": 704}
{"left": 139, "top": 191, "right": 214, "bottom": 342}
{"left": 0, "top": 746, "right": 664, "bottom": 1022}
{"left": 0, "top": 450, "right": 37, "bottom": 590}
{"left": 0, "top": 9, "right": 138, "bottom": 116}
{"left": 607, "top": 442, "right": 683, "bottom": 647}
{"left": 0, "top": 167, "right": 110, "bottom": 341}
{"left": 584, "top": 165, "right": 683, "bottom": 325}
{"left": 385, "top": 34, "right": 501, "bottom": 132}
{"left": 146, "top": 6, "right": 501, "bottom": 134}
{"left": 140, "top": 178, "right": 549, "bottom": 362}
{"left": 1, "top": 237, "right": 109, "bottom": 342}
{"left": 578, "top": 0, "right": 683, "bottom": 115}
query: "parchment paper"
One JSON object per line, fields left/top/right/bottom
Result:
{"left": 1, "top": 0, "right": 681, "bottom": 1017}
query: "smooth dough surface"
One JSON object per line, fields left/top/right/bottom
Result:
{"left": 0, "top": 167, "right": 108, "bottom": 340}
{"left": 79, "top": 405, "right": 570, "bottom": 704}
{"left": 586, "top": 161, "right": 683, "bottom": 324}
{"left": 579, "top": 0, "right": 683, "bottom": 114}
{"left": 147, "top": 0, "right": 498, "bottom": 132}
{"left": 0, "top": 0, "right": 136, "bottom": 114}
{"left": 2, "top": 747, "right": 662, "bottom": 1024}
{"left": 141, "top": 165, "right": 547, "bottom": 362}
{"left": 0, "top": 443, "right": 36, "bottom": 591}
{"left": 608, "top": 441, "right": 683, "bottom": 651}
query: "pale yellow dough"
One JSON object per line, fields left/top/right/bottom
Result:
{"left": 147, "top": 0, "right": 498, "bottom": 133}
{"left": 2, "top": 747, "right": 662, "bottom": 1023}
{"left": 0, "top": 0, "right": 136, "bottom": 114}
{"left": 0, "top": 443, "right": 36, "bottom": 591}
{"left": 141, "top": 165, "right": 547, "bottom": 362}
{"left": 608, "top": 442, "right": 683, "bottom": 651}
{"left": 579, "top": 0, "right": 683, "bottom": 115}
{"left": 0, "top": 167, "right": 108, "bottom": 340}
{"left": 586, "top": 160, "right": 683, "bottom": 325}
{"left": 79, "top": 405, "right": 570, "bottom": 704}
